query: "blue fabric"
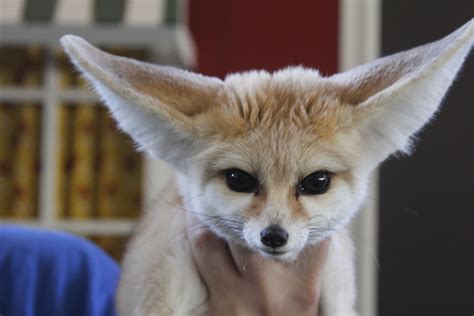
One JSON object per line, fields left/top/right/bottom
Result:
{"left": 0, "top": 225, "right": 120, "bottom": 316}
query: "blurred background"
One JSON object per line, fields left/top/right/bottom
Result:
{"left": 0, "top": 0, "right": 471, "bottom": 315}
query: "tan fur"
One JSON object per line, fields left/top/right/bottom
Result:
{"left": 288, "top": 190, "right": 308, "bottom": 219}
{"left": 244, "top": 191, "right": 267, "bottom": 218}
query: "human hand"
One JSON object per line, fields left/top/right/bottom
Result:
{"left": 187, "top": 215, "right": 329, "bottom": 316}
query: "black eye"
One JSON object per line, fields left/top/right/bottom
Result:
{"left": 225, "top": 168, "right": 257, "bottom": 193}
{"left": 298, "top": 171, "right": 331, "bottom": 195}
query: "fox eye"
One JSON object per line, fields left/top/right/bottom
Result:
{"left": 225, "top": 168, "right": 257, "bottom": 193}
{"left": 298, "top": 171, "right": 331, "bottom": 195}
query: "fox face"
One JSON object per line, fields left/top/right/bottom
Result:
{"left": 177, "top": 69, "right": 373, "bottom": 260}
{"left": 61, "top": 20, "right": 473, "bottom": 261}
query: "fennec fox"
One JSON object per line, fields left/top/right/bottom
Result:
{"left": 62, "top": 20, "right": 473, "bottom": 315}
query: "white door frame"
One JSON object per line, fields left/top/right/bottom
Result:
{"left": 339, "top": 0, "right": 381, "bottom": 315}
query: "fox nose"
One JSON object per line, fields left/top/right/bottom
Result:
{"left": 260, "top": 225, "right": 288, "bottom": 248}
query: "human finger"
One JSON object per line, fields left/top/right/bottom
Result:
{"left": 186, "top": 214, "right": 240, "bottom": 284}
{"left": 291, "top": 239, "right": 330, "bottom": 277}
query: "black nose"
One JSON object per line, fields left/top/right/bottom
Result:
{"left": 260, "top": 225, "right": 289, "bottom": 248}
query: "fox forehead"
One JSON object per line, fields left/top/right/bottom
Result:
{"left": 196, "top": 67, "right": 356, "bottom": 140}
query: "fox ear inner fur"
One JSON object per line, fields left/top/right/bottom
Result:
{"left": 61, "top": 35, "right": 223, "bottom": 169}
{"left": 331, "top": 19, "right": 473, "bottom": 162}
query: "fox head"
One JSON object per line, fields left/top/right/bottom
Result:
{"left": 62, "top": 20, "right": 473, "bottom": 261}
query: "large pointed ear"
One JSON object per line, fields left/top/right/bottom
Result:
{"left": 331, "top": 19, "right": 473, "bottom": 162}
{"left": 60, "top": 35, "right": 223, "bottom": 170}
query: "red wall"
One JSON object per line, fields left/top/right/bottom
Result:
{"left": 189, "top": 0, "right": 339, "bottom": 78}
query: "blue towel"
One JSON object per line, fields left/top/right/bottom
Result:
{"left": 0, "top": 225, "right": 120, "bottom": 316}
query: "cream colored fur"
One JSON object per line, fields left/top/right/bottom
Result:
{"left": 61, "top": 19, "right": 473, "bottom": 316}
